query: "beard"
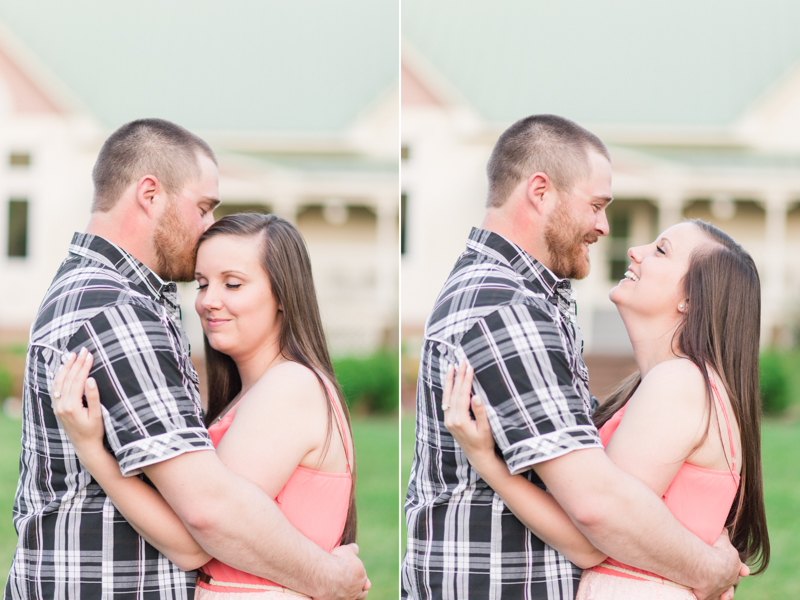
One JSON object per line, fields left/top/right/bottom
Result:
{"left": 544, "top": 196, "right": 597, "bottom": 280}
{"left": 154, "top": 197, "right": 198, "bottom": 282}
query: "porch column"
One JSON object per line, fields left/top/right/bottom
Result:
{"left": 762, "top": 191, "right": 789, "bottom": 346}
{"left": 271, "top": 197, "right": 298, "bottom": 224}
{"left": 375, "top": 198, "right": 399, "bottom": 342}
{"left": 657, "top": 190, "right": 684, "bottom": 234}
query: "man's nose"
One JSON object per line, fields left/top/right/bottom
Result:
{"left": 596, "top": 208, "right": 610, "bottom": 237}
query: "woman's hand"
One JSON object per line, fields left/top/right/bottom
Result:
{"left": 52, "top": 348, "right": 108, "bottom": 468}
{"left": 442, "top": 361, "right": 499, "bottom": 475}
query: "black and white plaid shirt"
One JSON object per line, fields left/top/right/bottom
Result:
{"left": 402, "top": 228, "right": 602, "bottom": 600}
{"left": 5, "top": 233, "right": 214, "bottom": 599}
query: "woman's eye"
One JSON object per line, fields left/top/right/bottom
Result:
{"left": 656, "top": 246, "right": 666, "bottom": 255}
{"left": 196, "top": 284, "right": 208, "bottom": 290}
{"left": 226, "top": 284, "right": 242, "bottom": 289}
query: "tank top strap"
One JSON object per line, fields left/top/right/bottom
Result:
{"left": 707, "top": 374, "right": 736, "bottom": 471}
{"left": 325, "top": 381, "right": 352, "bottom": 473}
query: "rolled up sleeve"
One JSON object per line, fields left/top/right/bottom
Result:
{"left": 460, "top": 302, "right": 601, "bottom": 475}
{"left": 68, "top": 303, "right": 213, "bottom": 476}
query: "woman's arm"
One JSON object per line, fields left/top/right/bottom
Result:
{"left": 212, "top": 361, "right": 343, "bottom": 500}
{"left": 442, "top": 362, "right": 606, "bottom": 569}
{"left": 52, "top": 350, "right": 211, "bottom": 571}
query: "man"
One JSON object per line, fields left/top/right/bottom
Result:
{"left": 402, "top": 115, "right": 743, "bottom": 599}
{"left": 5, "top": 119, "right": 368, "bottom": 600}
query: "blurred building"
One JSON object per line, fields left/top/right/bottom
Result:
{"left": 0, "top": 2, "right": 399, "bottom": 358}
{"left": 401, "top": 1, "right": 800, "bottom": 398}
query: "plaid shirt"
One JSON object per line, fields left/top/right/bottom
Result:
{"left": 402, "top": 228, "right": 602, "bottom": 600}
{"left": 5, "top": 233, "right": 214, "bottom": 600}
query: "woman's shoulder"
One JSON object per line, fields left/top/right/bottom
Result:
{"left": 643, "top": 358, "right": 705, "bottom": 389}
{"left": 249, "top": 360, "right": 329, "bottom": 407}
{"left": 635, "top": 358, "right": 709, "bottom": 414}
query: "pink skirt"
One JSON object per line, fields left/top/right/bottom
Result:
{"left": 577, "top": 567, "right": 696, "bottom": 600}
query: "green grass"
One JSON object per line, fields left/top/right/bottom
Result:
{"left": 0, "top": 412, "right": 20, "bottom": 580}
{"left": 736, "top": 416, "right": 800, "bottom": 598}
{"left": 0, "top": 414, "right": 400, "bottom": 599}
{"left": 401, "top": 410, "right": 415, "bottom": 556}
{"left": 400, "top": 400, "right": 800, "bottom": 596}
{"left": 352, "top": 415, "right": 400, "bottom": 600}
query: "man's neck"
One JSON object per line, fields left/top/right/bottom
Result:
{"left": 86, "top": 211, "right": 160, "bottom": 277}
{"left": 480, "top": 208, "right": 553, "bottom": 270}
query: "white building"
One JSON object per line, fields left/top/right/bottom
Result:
{"left": 0, "top": 1, "right": 399, "bottom": 358}
{"left": 401, "top": 2, "right": 800, "bottom": 372}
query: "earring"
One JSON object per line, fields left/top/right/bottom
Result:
{"left": 679, "top": 303, "right": 684, "bottom": 310}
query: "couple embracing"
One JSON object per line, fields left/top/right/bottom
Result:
{"left": 6, "top": 119, "right": 368, "bottom": 600}
{"left": 403, "top": 115, "right": 769, "bottom": 599}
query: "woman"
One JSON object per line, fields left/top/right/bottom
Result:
{"left": 441, "top": 219, "right": 769, "bottom": 598}
{"left": 51, "top": 213, "right": 356, "bottom": 599}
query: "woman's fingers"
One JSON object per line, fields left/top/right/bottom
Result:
{"left": 84, "top": 377, "right": 102, "bottom": 422}
{"left": 442, "top": 363, "right": 455, "bottom": 414}
{"left": 52, "top": 351, "right": 78, "bottom": 405}
{"left": 61, "top": 348, "right": 88, "bottom": 407}
{"left": 450, "top": 361, "right": 468, "bottom": 419}
{"left": 55, "top": 349, "right": 93, "bottom": 421}
{"left": 469, "top": 393, "right": 492, "bottom": 438}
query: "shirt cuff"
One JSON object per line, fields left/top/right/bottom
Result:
{"left": 503, "top": 426, "right": 603, "bottom": 475}
{"left": 116, "top": 427, "right": 215, "bottom": 476}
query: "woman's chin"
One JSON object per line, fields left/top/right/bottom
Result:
{"left": 608, "top": 284, "right": 623, "bottom": 304}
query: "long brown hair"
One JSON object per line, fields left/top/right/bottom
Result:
{"left": 593, "top": 218, "right": 769, "bottom": 574}
{"left": 199, "top": 213, "right": 357, "bottom": 545}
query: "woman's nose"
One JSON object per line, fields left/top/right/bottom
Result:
{"left": 201, "top": 287, "right": 222, "bottom": 309}
{"left": 628, "top": 245, "right": 644, "bottom": 263}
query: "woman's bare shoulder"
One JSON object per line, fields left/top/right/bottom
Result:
{"left": 248, "top": 360, "right": 328, "bottom": 407}
{"left": 633, "top": 358, "right": 709, "bottom": 415}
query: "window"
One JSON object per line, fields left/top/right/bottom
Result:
{"left": 8, "top": 199, "right": 29, "bottom": 257}
{"left": 9, "top": 152, "right": 31, "bottom": 168}
{"left": 607, "top": 210, "right": 630, "bottom": 281}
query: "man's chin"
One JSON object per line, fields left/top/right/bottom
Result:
{"left": 567, "top": 256, "right": 591, "bottom": 280}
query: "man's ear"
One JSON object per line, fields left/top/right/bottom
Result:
{"left": 135, "top": 174, "right": 161, "bottom": 219}
{"left": 525, "top": 172, "right": 551, "bottom": 215}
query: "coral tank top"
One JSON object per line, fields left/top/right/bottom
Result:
{"left": 590, "top": 374, "right": 740, "bottom": 583}
{"left": 198, "top": 382, "right": 352, "bottom": 594}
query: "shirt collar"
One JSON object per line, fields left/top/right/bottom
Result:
{"left": 466, "top": 227, "right": 576, "bottom": 321}
{"left": 68, "top": 233, "right": 180, "bottom": 313}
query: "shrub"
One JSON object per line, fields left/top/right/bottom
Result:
{"left": 0, "top": 366, "right": 12, "bottom": 401}
{"left": 759, "top": 351, "right": 790, "bottom": 416}
{"left": 333, "top": 351, "right": 398, "bottom": 414}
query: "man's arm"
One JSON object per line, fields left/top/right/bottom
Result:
{"left": 69, "top": 305, "right": 367, "bottom": 600}
{"left": 534, "top": 449, "right": 740, "bottom": 599}
{"left": 143, "top": 451, "right": 367, "bottom": 600}
{"left": 458, "top": 304, "right": 740, "bottom": 598}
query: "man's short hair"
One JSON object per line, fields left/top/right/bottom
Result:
{"left": 486, "top": 114, "right": 610, "bottom": 208}
{"left": 91, "top": 118, "right": 217, "bottom": 212}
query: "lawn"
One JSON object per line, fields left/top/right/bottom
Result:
{"left": 0, "top": 414, "right": 400, "bottom": 600}
{"left": 400, "top": 402, "right": 800, "bottom": 596}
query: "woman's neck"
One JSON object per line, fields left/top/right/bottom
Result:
{"left": 232, "top": 340, "right": 285, "bottom": 393}
{"left": 620, "top": 311, "right": 684, "bottom": 378}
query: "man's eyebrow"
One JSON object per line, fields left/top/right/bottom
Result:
{"left": 594, "top": 195, "right": 613, "bottom": 205}
{"left": 201, "top": 196, "right": 221, "bottom": 209}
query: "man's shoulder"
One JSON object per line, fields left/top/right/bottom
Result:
{"left": 425, "top": 249, "right": 553, "bottom": 341}
{"left": 30, "top": 254, "right": 162, "bottom": 347}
